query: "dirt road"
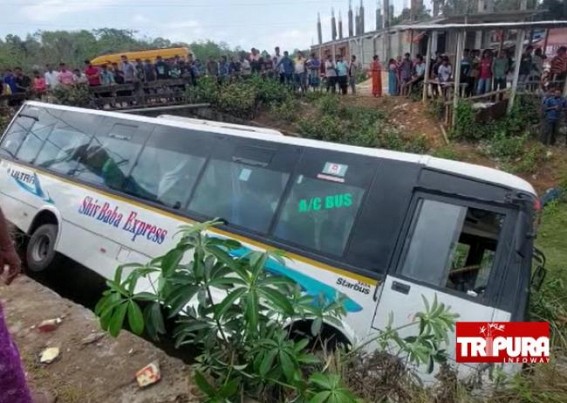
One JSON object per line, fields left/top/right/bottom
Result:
{"left": 1, "top": 276, "right": 197, "bottom": 403}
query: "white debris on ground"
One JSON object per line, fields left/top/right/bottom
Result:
{"left": 1, "top": 276, "right": 199, "bottom": 403}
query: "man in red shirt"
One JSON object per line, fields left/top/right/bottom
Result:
{"left": 476, "top": 50, "right": 493, "bottom": 95}
{"left": 84, "top": 60, "right": 101, "bottom": 87}
{"left": 550, "top": 46, "right": 567, "bottom": 84}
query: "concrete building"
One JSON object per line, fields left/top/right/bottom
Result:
{"left": 312, "top": 0, "right": 539, "bottom": 66}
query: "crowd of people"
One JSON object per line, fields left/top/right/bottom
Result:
{"left": 381, "top": 45, "right": 567, "bottom": 100}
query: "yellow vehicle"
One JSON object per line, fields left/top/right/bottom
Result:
{"left": 90, "top": 47, "right": 190, "bottom": 66}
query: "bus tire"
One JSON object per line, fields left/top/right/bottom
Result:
{"left": 26, "top": 224, "right": 60, "bottom": 273}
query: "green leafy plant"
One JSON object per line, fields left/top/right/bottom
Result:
{"left": 52, "top": 85, "right": 93, "bottom": 108}
{"left": 96, "top": 221, "right": 355, "bottom": 402}
{"left": 269, "top": 98, "right": 299, "bottom": 122}
{"left": 95, "top": 221, "right": 458, "bottom": 402}
{"left": 451, "top": 100, "right": 479, "bottom": 141}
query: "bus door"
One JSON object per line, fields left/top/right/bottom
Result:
{"left": 371, "top": 191, "right": 514, "bottom": 362}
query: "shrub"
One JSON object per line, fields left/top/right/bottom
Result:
{"left": 432, "top": 146, "right": 460, "bottom": 161}
{"left": 451, "top": 100, "right": 479, "bottom": 141}
{"left": 297, "top": 114, "right": 344, "bottom": 142}
{"left": 269, "top": 98, "right": 298, "bottom": 122}
{"left": 317, "top": 94, "right": 341, "bottom": 115}
{"left": 52, "top": 85, "right": 93, "bottom": 108}
{"left": 426, "top": 98, "right": 445, "bottom": 121}
{"left": 486, "top": 131, "right": 528, "bottom": 161}
{"left": 509, "top": 143, "right": 547, "bottom": 174}
{"left": 216, "top": 81, "right": 257, "bottom": 119}
{"left": 95, "top": 221, "right": 457, "bottom": 402}
{"left": 0, "top": 108, "right": 14, "bottom": 133}
{"left": 187, "top": 76, "right": 220, "bottom": 104}
{"left": 248, "top": 75, "right": 293, "bottom": 105}
{"left": 402, "top": 134, "right": 429, "bottom": 154}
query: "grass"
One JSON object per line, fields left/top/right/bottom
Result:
{"left": 536, "top": 200, "right": 567, "bottom": 279}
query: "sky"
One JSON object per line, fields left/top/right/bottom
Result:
{"left": 1, "top": 0, "right": 433, "bottom": 52}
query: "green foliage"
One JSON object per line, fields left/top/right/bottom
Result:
{"left": 451, "top": 101, "right": 479, "bottom": 141}
{"left": 95, "top": 221, "right": 355, "bottom": 401}
{"left": 0, "top": 109, "right": 14, "bottom": 133}
{"left": 51, "top": 85, "right": 93, "bottom": 108}
{"left": 432, "top": 146, "right": 460, "bottom": 161}
{"left": 316, "top": 94, "right": 341, "bottom": 115}
{"left": 216, "top": 82, "right": 257, "bottom": 119}
{"left": 297, "top": 114, "right": 344, "bottom": 143}
{"left": 486, "top": 131, "right": 528, "bottom": 160}
{"left": 95, "top": 221, "right": 456, "bottom": 401}
{"left": 296, "top": 98, "right": 430, "bottom": 153}
{"left": 269, "top": 98, "right": 299, "bottom": 122}
{"left": 426, "top": 98, "right": 445, "bottom": 121}
{"left": 0, "top": 29, "right": 240, "bottom": 72}
{"left": 188, "top": 76, "right": 293, "bottom": 120}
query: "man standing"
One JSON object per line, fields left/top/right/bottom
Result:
{"left": 348, "top": 55, "right": 360, "bottom": 95}
{"left": 550, "top": 46, "right": 567, "bottom": 85}
{"left": 58, "top": 63, "right": 74, "bottom": 86}
{"left": 294, "top": 52, "right": 307, "bottom": 92}
{"left": 541, "top": 87, "right": 567, "bottom": 146}
{"left": 99, "top": 64, "right": 115, "bottom": 86}
{"left": 492, "top": 51, "right": 509, "bottom": 100}
{"left": 399, "top": 53, "right": 413, "bottom": 96}
{"left": 336, "top": 55, "right": 349, "bottom": 95}
{"left": 274, "top": 47, "right": 284, "bottom": 82}
{"left": 3, "top": 69, "right": 17, "bottom": 95}
{"left": 276, "top": 51, "right": 294, "bottom": 85}
{"left": 155, "top": 56, "right": 170, "bottom": 80}
{"left": 120, "top": 55, "right": 135, "bottom": 83}
{"left": 476, "top": 50, "right": 493, "bottom": 95}
{"left": 84, "top": 60, "right": 101, "bottom": 87}
{"left": 324, "top": 54, "right": 337, "bottom": 93}
{"left": 44, "top": 64, "right": 59, "bottom": 91}
{"left": 519, "top": 45, "right": 534, "bottom": 88}
{"left": 307, "top": 53, "right": 321, "bottom": 90}
{"left": 13, "top": 68, "right": 31, "bottom": 93}
{"left": 250, "top": 48, "right": 261, "bottom": 74}
{"left": 144, "top": 59, "right": 156, "bottom": 82}
{"left": 206, "top": 57, "right": 219, "bottom": 78}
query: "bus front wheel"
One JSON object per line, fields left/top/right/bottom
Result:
{"left": 26, "top": 224, "right": 60, "bottom": 273}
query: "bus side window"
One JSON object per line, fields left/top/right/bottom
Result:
{"left": 34, "top": 112, "right": 98, "bottom": 175}
{"left": 0, "top": 114, "right": 35, "bottom": 158}
{"left": 273, "top": 176, "right": 366, "bottom": 257}
{"left": 188, "top": 158, "right": 290, "bottom": 234}
{"left": 73, "top": 121, "right": 147, "bottom": 191}
{"left": 127, "top": 127, "right": 208, "bottom": 209}
{"left": 399, "top": 198, "right": 504, "bottom": 298}
{"left": 13, "top": 109, "right": 64, "bottom": 164}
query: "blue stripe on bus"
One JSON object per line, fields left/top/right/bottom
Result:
{"left": 12, "top": 173, "right": 53, "bottom": 204}
{"left": 229, "top": 246, "right": 363, "bottom": 313}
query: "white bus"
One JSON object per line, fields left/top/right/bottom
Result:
{"left": 0, "top": 102, "right": 544, "bottom": 378}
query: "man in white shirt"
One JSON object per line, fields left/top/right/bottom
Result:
{"left": 44, "top": 64, "right": 60, "bottom": 90}
{"left": 324, "top": 54, "right": 337, "bottom": 93}
{"left": 274, "top": 46, "right": 284, "bottom": 81}
{"left": 294, "top": 52, "right": 307, "bottom": 92}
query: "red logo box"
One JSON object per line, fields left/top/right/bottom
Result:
{"left": 456, "top": 322, "right": 550, "bottom": 364}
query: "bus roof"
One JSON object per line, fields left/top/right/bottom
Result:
{"left": 21, "top": 101, "right": 536, "bottom": 196}
{"left": 157, "top": 114, "right": 284, "bottom": 136}
{"left": 89, "top": 47, "right": 190, "bottom": 66}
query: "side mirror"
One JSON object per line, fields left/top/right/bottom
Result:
{"left": 515, "top": 211, "right": 530, "bottom": 257}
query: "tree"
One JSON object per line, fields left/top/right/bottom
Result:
{"left": 539, "top": 0, "right": 567, "bottom": 20}
{"left": 441, "top": 0, "right": 478, "bottom": 16}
